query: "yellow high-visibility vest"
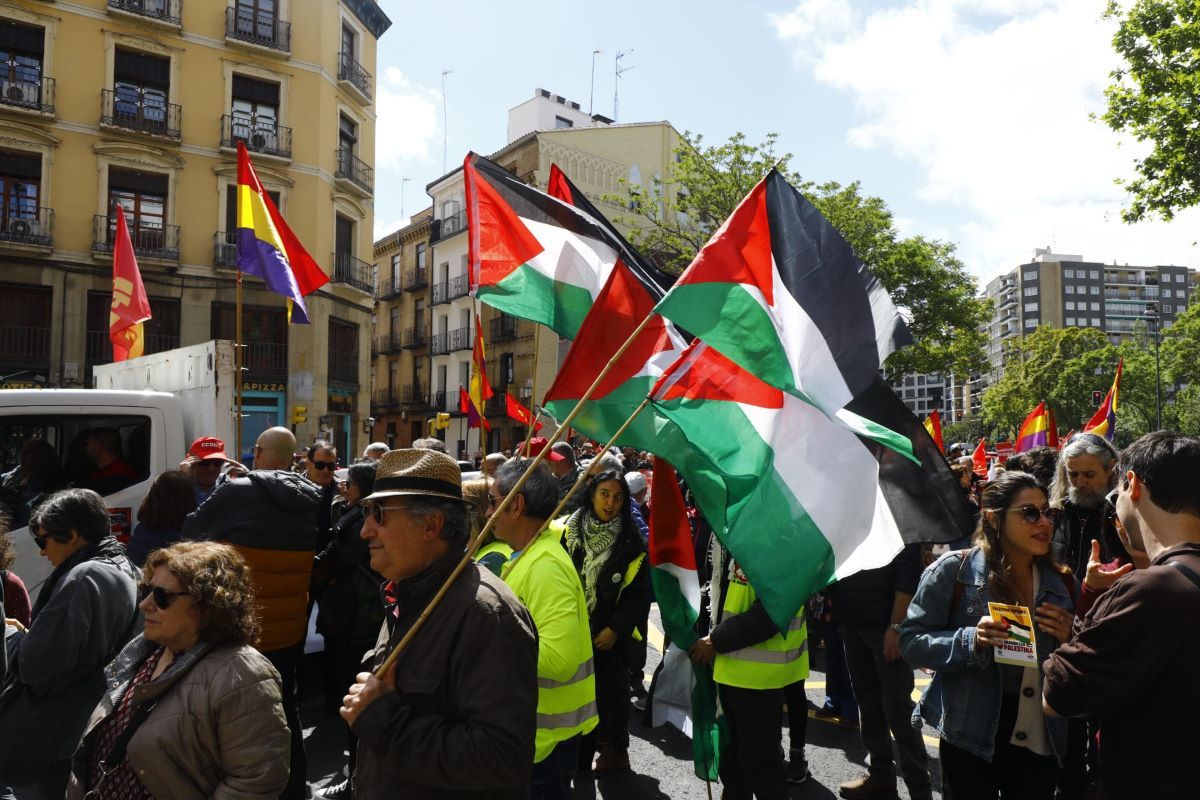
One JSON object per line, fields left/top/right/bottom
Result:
{"left": 713, "top": 561, "right": 809, "bottom": 690}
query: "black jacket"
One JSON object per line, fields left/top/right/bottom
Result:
{"left": 707, "top": 544, "right": 779, "bottom": 654}
{"left": 563, "top": 515, "right": 650, "bottom": 643}
{"left": 827, "top": 543, "right": 923, "bottom": 627}
{"left": 1053, "top": 501, "right": 1129, "bottom": 582}
{"left": 313, "top": 505, "right": 384, "bottom": 646}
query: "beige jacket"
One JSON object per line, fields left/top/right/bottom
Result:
{"left": 68, "top": 636, "right": 290, "bottom": 800}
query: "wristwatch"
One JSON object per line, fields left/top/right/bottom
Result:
{"left": 888, "top": 622, "right": 902, "bottom": 633}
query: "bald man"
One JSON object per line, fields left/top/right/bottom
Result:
{"left": 181, "top": 425, "right": 321, "bottom": 800}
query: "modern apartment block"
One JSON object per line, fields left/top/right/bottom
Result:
{"left": 371, "top": 88, "right": 681, "bottom": 458}
{"left": 984, "top": 248, "right": 1194, "bottom": 379}
{"left": 0, "top": 0, "right": 389, "bottom": 461}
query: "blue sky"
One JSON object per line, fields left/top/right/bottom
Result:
{"left": 371, "top": 0, "right": 1200, "bottom": 280}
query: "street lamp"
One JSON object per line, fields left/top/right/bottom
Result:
{"left": 1145, "top": 301, "right": 1162, "bottom": 430}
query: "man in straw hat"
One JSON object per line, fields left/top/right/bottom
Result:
{"left": 340, "top": 448, "right": 539, "bottom": 798}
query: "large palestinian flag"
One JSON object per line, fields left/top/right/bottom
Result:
{"left": 464, "top": 153, "right": 624, "bottom": 339}
{"left": 647, "top": 341, "right": 969, "bottom": 632}
{"left": 654, "top": 169, "right": 912, "bottom": 416}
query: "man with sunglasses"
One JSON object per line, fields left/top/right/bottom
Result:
{"left": 340, "top": 448, "right": 538, "bottom": 799}
{"left": 1044, "top": 432, "right": 1200, "bottom": 800}
{"left": 181, "top": 425, "right": 321, "bottom": 800}
{"left": 306, "top": 440, "right": 339, "bottom": 554}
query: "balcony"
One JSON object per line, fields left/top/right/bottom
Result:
{"left": 225, "top": 7, "right": 291, "bottom": 53}
{"left": 448, "top": 274, "right": 470, "bottom": 300}
{"left": 0, "top": 208, "right": 53, "bottom": 248}
{"left": 338, "top": 50, "right": 372, "bottom": 100}
{"left": 404, "top": 268, "right": 428, "bottom": 292}
{"left": 373, "top": 332, "right": 401, "bottom": 355}
{"left": 372, "top": 388, "right": 399, "bottom": 411}
{"left": 244, "top": 341, "right": 287, "bottom": 376}
{"left": 93, "top": 215, "right": 180, "bottom": 261}
{"left": 430, "top": 210, "right": 465, "bottom": 243}
{"left": 431, "top": 332, "right": 449, "bottom": 356}
{"left": 376, "top": 277, "right": 403, "bottom": 299}
{"left": 86, "top": 330, "right": 179, "bottom": 367}
{"left": 402, "top": 327, "right": 427, "bottom": 349}
{"left": 108, "top": 0, "right": 181, "bottom": 27}
{"left": 432, "top": 281, "right": 448, "bottom": 305}
{"left": 401, "top": 384, "right": 428, "bottom": 406}
{"left": 332, "top": 252, "right": 375, "bottom": 295}
{"left": 449, "top": 326, "right": 472, "bottom": 352}
{"left": 221, "top": 114, "right": 292, "bottom": 160}
{"left": 214, "top": 231, "right": 237, "bottom": 267}
{"left": 0, "top": 75, "right": 54, "bottom": 116}
{"left": 491, "top": 315, "right": 517, "bottom": 342}
{"left": 101, "top": 89, "right": 181, "bottom": 140}
{"left": 328, "top": 348, "right": 358, "bottom": 386}
{"left": 335, "top": 148, "right": 373, "bottom": 196}
{"left": 0, "top": 325, "right": 50, "bottom": 368}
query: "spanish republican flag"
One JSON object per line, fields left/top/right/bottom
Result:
{"left": 1015, "top": 402, "right": 1056, "bottom": 453}
{"left": 465, "top": 319, "right": 493, "bottom": 431}
{"left": 923, "top": 409, "right": 944, "bottom": 454}
{"left": 109, "top": 204, "right": 151, "bottom": 362}
{"left": 1083, "top": 358, "right": 1123, "bottom": 441}
{"left": 236, "top": 142, "right": 328, "bottom": 323}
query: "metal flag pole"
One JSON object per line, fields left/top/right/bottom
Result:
{"left": 522, "top": 322, "right": 542, "bottom": 457}
{"left": 235, "top": 269, "right": 244, "bottom": 462}
{"left": 373, "top": 313, "right": 656, "bottom": 678}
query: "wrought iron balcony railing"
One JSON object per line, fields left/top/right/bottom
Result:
{"left": 101, "top": 88, "right": 181, "bottom": 139}
{"left": 0, "top": 75, "right": 54, "bottom": 115}
{"left": 335, "top": 148, "right": 373, "bottom": 195}
{"left": 0, "top": 208, "right": 52, "bottom": 247}
{"left": 332, "top": 252, "right": 375, "bottom": 294}
{"left": 108, "top": 0, "right": 181, "bottom": 26}
{"left": 225, "top": 7, "right": 291, "bottom": 52}
{"left": 221, "top": 114, "right": 291, "bottom": 159}
{"left": 338, "top": 50, "right": 372, "bottom": 98}
{"left": 94, "top": 215, "right": 180, "bottom": 260}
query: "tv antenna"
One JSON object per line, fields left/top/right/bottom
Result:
{"left": 614, "top": 49, "right": 634, "bottom": 122}
{"left": 589, "top": 49, "right": 603, "bottom": 115}
{"left": 441, "top": 69, "right": 453, "bottom": 173}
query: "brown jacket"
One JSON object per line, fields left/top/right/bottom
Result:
{"left": 69, "top": 636, "right": 290, "bottom": 800}
{"left": 353, "top": 551, "right": 539, "bottom": 799}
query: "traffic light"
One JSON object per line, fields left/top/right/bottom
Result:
{"left": 292, "top": 405, "right": 308, "bottom": 425}
{"left": 1092, "top": 391, "right": 1103, "bottom": 408}
{"left": 436, "top": 412, "right": 451, "bottom": 429}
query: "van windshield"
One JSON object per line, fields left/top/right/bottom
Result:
{"left": 0, "top": 414, "right": 152, "bottom": 527}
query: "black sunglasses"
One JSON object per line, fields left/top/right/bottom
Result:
{"left": 28, "top": 521, "right": 61, "bottom": 550}
{"left": 312, "top": 460, "right": 336, "bottom": 471}
{"left": 137, "top": 583, "right": 190, "bottom": 610}
{"left": 363, "top": 501, "right": 408, "bottom": 525}
{"left": 1007, "top": 504, "right": 1062, "bottom": 525}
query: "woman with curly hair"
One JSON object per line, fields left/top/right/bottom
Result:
{"left": 68, "top": 541, "right": 290, "bottom": 800}
{"left": 900, "top": 471, "right": 1078, "bottom": 799}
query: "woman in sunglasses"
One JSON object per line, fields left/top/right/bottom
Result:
{"left": 0, "top": 489, "right": 139, "bottom": 796}
{"left": 68, "top": 541, "right": 289, "bottom": 800}
{"left": 900, "top": 471, "right": 1078, "bottom": 799}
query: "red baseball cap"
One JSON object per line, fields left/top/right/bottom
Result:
{"left": 521, "top": 437, "right": 564, "bottom": 462}
{"left": 188, "top": 436, "right": 229, "bottom": 461}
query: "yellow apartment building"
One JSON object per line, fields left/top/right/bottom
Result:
{"left": 0, "top": 0, "right": 388, "bottom": 462}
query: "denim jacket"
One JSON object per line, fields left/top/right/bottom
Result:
{"left": 899, "top": 547, "right": 1076, "bottom": 762}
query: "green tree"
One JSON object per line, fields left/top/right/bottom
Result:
{"left": 611, "top": 131, "right": 990, "bottom": 377}
{"left": 1101, "top": 1, "right": 1200, "bottom": 222}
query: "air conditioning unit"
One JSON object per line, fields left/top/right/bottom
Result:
{"left": 250, "top": 132, "right": 268, "bottom": 149}
{"left": 2, "top": 82, "right": 36, "bottom": 105}
{"left": 9, "top": 219, "right": 32, "bottom": 237}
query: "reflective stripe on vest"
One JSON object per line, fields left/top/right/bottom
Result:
{"left": 616, "top": 552, "right": 646, "bottom": 642}
{"left": 713, "top": 569, "right": 809, "bottom": 690}
{"left": 537, "top": 657, "right": 594, "bottom": 690}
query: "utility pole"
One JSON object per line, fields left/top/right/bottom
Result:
{"left": 589, "top": 49, "right": 602, "bottom": 115}
{"left": 1146, "top": 301, "right": 1163, "bottom": 430}
{"left": 441, "top": 69, "right": 453, "bottom": 173}
{"left": 613, "top": 49, "right": 633, "bottom": 122}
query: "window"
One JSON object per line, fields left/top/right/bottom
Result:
{"left": 334, "top": 214, "right": 353, "bottom": 257}
{"left": 416, "top": 242, "right": 426, "bottom": 270}
{"left": 211, "top": 303, "right": 287, "bottom": 375}
{"left": 1064, "top": 285, "right": 1074, "bottom": 295}
{"left": 388, "top": 360, "right": 399, "bottom": 392}
{"left": 1065, "top": 301, "right": 1075, "bottom": 311}
{"left": 500, "top": 353, "right": 515, "bottom": 386}
{"left": 1064, "top": 269, "right": 1075, "bottom": 278}
{"left": 1091, "top": 286, "right": 1100, "bottom": 295}
{"left": 1163, "top": 289, "right": 1173, "bottom": 298}
{"left": 1066, "top": 317, "right": 1076, "bottom": 326}
{"left": 234, "top": 0, "right": 279, "bottom": 39}
{"left": 1024, "top": 270, "right": 1037, "bottom": 280}
{"left": 917, "top": 375, "right": 926, "bottom": 386}
{"left": 340, "top": 23, "right": 356, "bottom": 59}
{"left": 904, "top": 376, "right": 914, "bottom": 387}
{"left": 1091, "top": 302, "right": 1100, "bottom": 311}
{"left": 1177, "top": 274, "right": 1186, "bottom": 283}
{"left": 554, "top": 115, "right": 573, "bottom": 129}
{"left": 0, "top": 20, "right": 45, "bottom": 107}
{"left": 230, "top": 75, "right": 280, "bottom": 151}
{"left": 1164, "top": 304, "right": 1174, "bottom": 313}
{"left": 113, "top": 48, "right": 170, "bottom": 132}
{"left": 390, "top": 253, "right": 400, "bottom": 286}
{"left": 224, "top": 185, "right": 278, "bottom": 238}
{"left": 389, "top": 307, "right": 399, "bottom": 335}
{"left": 110, "top": 168, "right": 167, "bottom": 246}
{"left": 1024, "top": 303, "right": 1038, "bottom": 312}
{"left": 1023, "top": 287, "right": 1037, "bottom": 297}
{"left": 0, "top": 150, "right": 40, "bottom": 232}
{"left": 327, "top": 318, "right": 358, "bottom": 386}
{"left": 1090, "top": 270, "right": 1099, "bottom": 280}
{"left": 338, "top": 114, "right": 357, "bottom": 164}
{"left": 1025, "top": 319, "right": 1038, "bottom": 329}
{"left": 86, "top": 294, "right": 179, "bottom": 369}
{"left": 1092, "top": 318, "right": 1101, "bottom": 327}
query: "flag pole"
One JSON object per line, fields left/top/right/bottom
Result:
{"left": 522, "top": 323, "right": 541, "bottom": 457}
{"left": 374, "top": 313, "right": 656, "bottom": 678}
{"left": 235, "top": 269, "right": 244, "bottom": 462}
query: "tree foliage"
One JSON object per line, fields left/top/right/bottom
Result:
{"left": 609, "top": 131, "right": 990, "bottom": 377}
{"left": 1101, "top": 0, "right": 1200, "bottom": 222}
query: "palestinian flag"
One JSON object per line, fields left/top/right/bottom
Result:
{"left": 464, "top": 153, "right": 623, "bottom": 338}
{"left": 654, "top": 169, "right": 911, "bottom": 416}
{"left": 647, "top": 341, "right": 969, "bottom": 632}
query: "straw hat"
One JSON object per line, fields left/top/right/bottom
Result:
{"left": 362, "top": 448, "right": 464, "bottom": 503}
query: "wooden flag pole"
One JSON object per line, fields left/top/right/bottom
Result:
{"left": 235, "top": 270, "right": 244, "bottom": 462}
{"left": 521, "top": 322, "right": 542, "bottom": 457}
{"left": 374, "top": 313, "right": 656, "bottom": 678}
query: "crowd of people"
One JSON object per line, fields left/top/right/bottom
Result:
{"left": 1, "top": 425, "right": 1197, "bottom": 800}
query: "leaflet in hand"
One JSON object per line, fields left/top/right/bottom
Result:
{"left": 987, "top": 602, "right": 1038, "bottom": 668}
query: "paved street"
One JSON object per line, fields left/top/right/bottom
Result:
{"left": 301, "top": 605, "right": 944, "bottom": 799}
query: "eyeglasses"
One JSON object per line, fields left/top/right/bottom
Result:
{"left": 1106, "top": 488, "right": 1119, "bottom": 508}
{"left": 312, "top": 460, "right": 336, "bottom": 471}
{"left": 28, "top": 521, "right": 60, "bottom": 550}
{"left": 363, "top": 501, "right": 409, "bottom": 525}
{"left": 137, "top": 583, "right": 190, "bottom": 610}
{"left": 1007, "top": 504, "right": 1062, "bottom": 525}
{"left": 487, "top": 493, "right": 503, "bottom": 508}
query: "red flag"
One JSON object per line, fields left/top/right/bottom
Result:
{"left": 505, "top": 393, "right": 543, "bottom": 433}
{"left": 459, "top": 386, "right": 470, "bottom": 415}
{"left": 923, "top": 409, "right": 944, "bottom": 454}
{"left": 1047, "top": 406, "right": 1059, "bottom": 449}
{"left": 972, "top": 438, "right": 989, "bottom": 477}
{"left": 109, "top": 205, "right": 152, "bottom": 362}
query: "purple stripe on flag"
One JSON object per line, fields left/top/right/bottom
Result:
{"left": 237, "top": 228, "right": 310, "bottom": 323}
{"left": 1015, "top": 430, "right": 1048, "bottom": 452}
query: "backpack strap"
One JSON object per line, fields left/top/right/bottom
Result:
{"left": 1166, "top": 560, "right": 1200, "bottom": 591}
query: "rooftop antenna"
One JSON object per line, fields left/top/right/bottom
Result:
{"left": 589, "top": 49, "right": 603, "bottom": 115}
{"left": 441, "top": 69, "right": 453, "bottom": 173}
{"left": 400, "top": 177, "right": 411, "bottom": 218}
{"left": 613, "top": 49, "right": 633, "bottom": 122}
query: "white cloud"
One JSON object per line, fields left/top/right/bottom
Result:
{"left": 374, "top": 68, "right": 441, "bottom": 172}
{"left": 770, "top": 0, "right": 1200, "bottom": 277}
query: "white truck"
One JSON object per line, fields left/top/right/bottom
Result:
{"left": 2, "top": 340, "right": 239, "bottom": 594}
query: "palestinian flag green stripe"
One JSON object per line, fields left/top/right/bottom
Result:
{"left": 478, "top": 264, "right": 595, "bottom": 341}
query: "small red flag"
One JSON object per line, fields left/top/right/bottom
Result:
{"left": 505, "top": 393, "right": 543, "bottom": 433}
{"left": 109, "top": 204, "right": 151, "bottom": 362}
{"left": 972, "top": 438, "right": 989, "bottom": 478}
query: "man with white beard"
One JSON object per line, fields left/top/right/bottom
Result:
{"left": 1049, "top": 433, "right": 1130, "bottom": 582}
